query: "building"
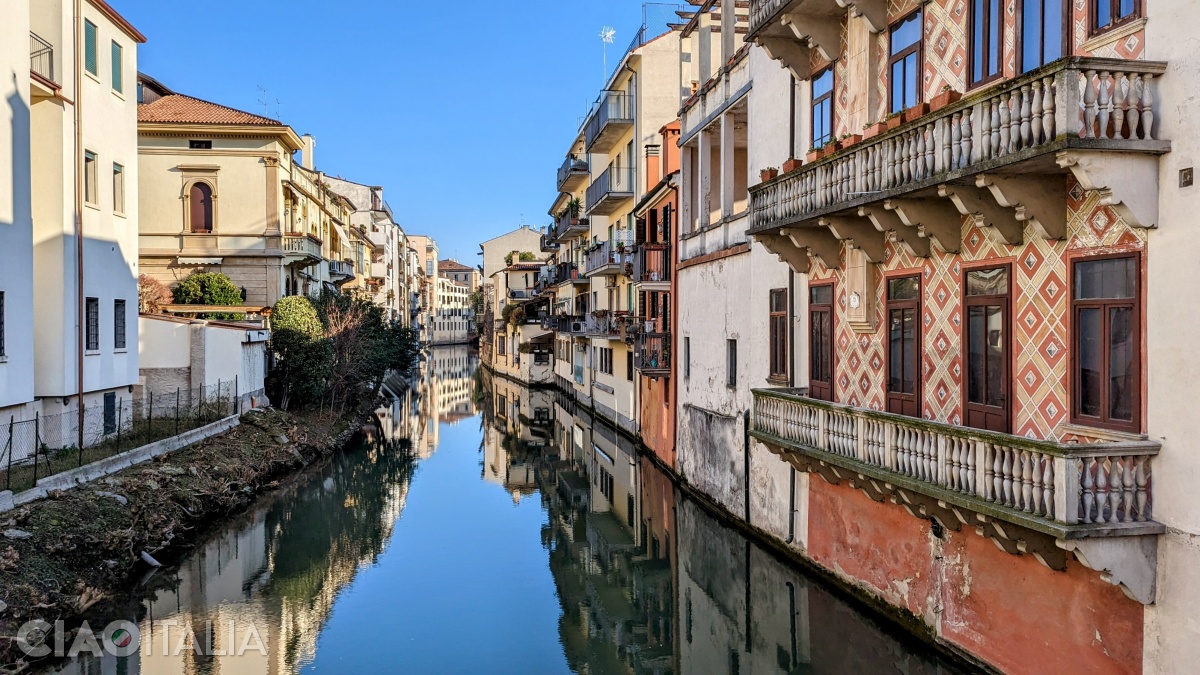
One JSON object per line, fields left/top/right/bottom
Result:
{"left": 407, "top": 234, "right": 439, "bottom": 344}
{"left": 431, "top": 276, "right": 471, "bottom": 345}
{"left": 322, "top": 177, "right": 408, "bottom": 323}
{"left": 138, "top": 314, "right": 269, "bottom": 410}
{"left": 137, "top": 78, "right": 357, "bottom": 306}
{"left": 438, "top": 258, "right": 481, "bottom": 295}
{"left": 488, "top": 258, "right": 553, "bottom": 385}
{"left": 477, "top": 225, "right": 550, "bottom": 367}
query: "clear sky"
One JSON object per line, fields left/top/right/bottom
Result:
{"left": 118, "top": 0, "right": 661, "bottom": 264}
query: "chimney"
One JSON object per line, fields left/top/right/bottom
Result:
{"left": 645, "top": 145, "right": 661, "bottom": 192}
{"left": 509, "top": 250, "right": 521, "bottom": 266}
{"left": 661, "top": 121, "right": 681, "bottom": 176}
{"left": 301, "top": 134, "right": 316, "bottom": 170}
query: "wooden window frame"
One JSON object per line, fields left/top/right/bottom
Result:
{"left": 768, "top": 288, "right": 788, "bottom": 381}
{"left": 811, "top": 67, "right": 835, "bottom": 150}
{"left": 1017, "top": 0, "right": 1070, "bottom": 74}
{"left": 969, "top": 0, "right": 1005, "bottom": 89}
{"left": 887, "top": 10, "right": 924, "bottom": 115}
{"left": 885, "top": 274, "right": 923, "bottom": 417}
{"left": 186, "top": 179, "right": 216, "bottom": 233}
{"left": 1088, "top": 0, "right": 1142, "bottom": 38}
{"left": 808, "top": 282, "right": 835, "bottom": 401}
{"left": 1069, "top": 252, "right": 1142, "bottom": 432}
{"left": 961, "top": 262, "right": 1013, "bottom": 433}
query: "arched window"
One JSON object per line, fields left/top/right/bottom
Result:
{"left": 190, "top": 182, "right": 213, "bottom": 233}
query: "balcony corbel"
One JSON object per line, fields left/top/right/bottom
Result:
{"left": 779, "top": 12, "right": 840, "bottom": 62}
{"left": 1056, "top": 150, "right": 1160, "bottom": 229}
{"left": 782, "top": 226, "right": 843, "bottom": 269}
{"left": 859, "top": 206, "right": 931, "bottom": 258}
{"left": 938, "top": 184, "right": 1024, "bottom": 246}
{"left": 756, "top": 36, "right": 812, "bottom": 80}
{"left": 1058, "top": 536, "right": 1158, "bottom": 605}
{"left": 757, "top": 232, "right": 814, "bottom": 274}
{"left": 976, "top": 174, "right": 1067, "bottom": 240}
{"left": 884, "top": 198, "right": 963, "bottom": 253}
{"left": 833, "top": 0, "right": 887, "bottom": 33}
{"left": 818, "top": 215, "right": 887, "bottom": 263}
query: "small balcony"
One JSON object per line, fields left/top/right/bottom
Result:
{"left": 584, "top": 91, "right": 635, "bottom": 154}
{"left": 634, "top": 333, "right": 671, "bottom": 376}
{"left": 283, "top": 234, "right": 323, "bottom": 267}
{"left": 507, "top": 288, "right": 535, "bottom": 301}
{"left": 557, "top": 156, "right": 589, "bottom": 193}
{"left": 749, "top": 58, "right": 1168, "bottom": 271}
{"left": 30, "top": 32, "right": 54, "bottom": 84}
{"left": 586, "top": 166, "right": 635, "bottom": 216}
{"left": 328, "top": 259, "right": 355, "bottom": 282}
{"left": 547, "top": 262, "right": 587, "bottom": 287}
{"left": 552, "top": 211, "right": 589, "bottom": 242}
{"left": 631, "top": 243, "right": 670, "bottom": 286}
{"left": 585, "top": 312, "right": 625, "bottom": 339}
{"left": 369, "top": 260, "right": 389, "bottom": 279}
{"left": 544, "top": 315, "right": 592, "bottom": 335}
{"left": 540, "top": 233, "right": 560, "bottom": 253}
{"left": 584, "top": 241, "right": 633, "bottom": 277}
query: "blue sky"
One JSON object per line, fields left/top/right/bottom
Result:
{"left": 120, "top": 0, "right": 661, "bottom": 264}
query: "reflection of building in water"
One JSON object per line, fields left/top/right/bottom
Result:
{"left": 46, "top": 437, "right": 416, "bottom": 675}
{"left": 482, "top": 375, "right": 554, "bottom": 501}
{"left": 432, "top": 345, "right": 478, "bottom": 423}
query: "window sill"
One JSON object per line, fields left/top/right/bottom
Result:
{"left": 85, "top": 71, "right": 101, "bottom": 85}
{"left": 114, "top": 211, "right": 126, "bottom": 219}
{"left": 84, "top": 350, "right": 101, "bottom": 357}
{"left": 112, "top": 89, "right": 125, "bottom": 101}
{"left": 1058, "top": 422, "right": 1147, "bottom": 443}
{"left": 114, "top": 349, "right": 128, "bottom": 354}
{"left": 0, "top": 355, "right": 7, "bottom": 364}
{"left": 766, "top": 375, "right": 789, "bottom": 386}
{"left": 1081, "top": 17, "right": 1147, "bottom": 53}
{"left": 84, "top": 202, "right": 100, "bottom": 211}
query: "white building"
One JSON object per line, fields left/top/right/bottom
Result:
{"left": 322, "top": 177, "right": 409, "bottom": 323}
{"left": 431, "top": 276, "right": 471, "bottom": 345}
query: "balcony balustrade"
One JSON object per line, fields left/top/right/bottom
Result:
{"left": 283, "top": 234, "right": 323, "bottom": 265}
{"left": 634, "top": 333, "right": 671, "bottom": 375}
{"left": 328, "top": 259, "right": 354, "bottom": 281}
{"left": 631, "top": 244, "right": 670, "bottom": 285}
{"left": 30, "top": 32, "right": 53, "bottom": 83}
{"left": 749, "top": 58, "right": 1168, "bottom": 270}
{"left": 552, "top": 211, "right": 589, "bottom": 242}
{"left": 584, "top": 91, "right": 635, "bottom": 154}
{"left": 586, "top": 166, "right": 636, "bottom": 216}
{"left": 557, "top": 156, "right": 589, "bottom": 193}
{"left": 584, "top": 241, "right": 634, "bottom": 277}
{"left": 540, "top": 233, "right": 560, "bottom": 253}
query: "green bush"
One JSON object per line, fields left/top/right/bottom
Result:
{"left": 173, "top": 272, "right": 245, "bottom": 320}
{"left": 270, "top": 296, "right": 332, "bottom": 410}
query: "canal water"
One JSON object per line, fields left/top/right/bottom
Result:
{"left": 42, "top": 346, "right": 963, "bottom": 674}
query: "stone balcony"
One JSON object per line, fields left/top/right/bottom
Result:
{"left": 748, "top": 57, "right": 1168, "bottom": 271}
{"left": 283, "top": 233, "right": 323, "bottom": 267}
{"left": 751, "top": 388, "right": 1163, "bottom": 603}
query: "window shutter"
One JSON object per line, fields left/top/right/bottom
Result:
{"left": 84, "top": 21, "right": 98, "bottom": 75}
{"left": 111, "top": 42, "right": 123, "bottom": 92}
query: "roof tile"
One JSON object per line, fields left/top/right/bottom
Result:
{"left": 139, "top": 94, "right": 282, "bottom": 126}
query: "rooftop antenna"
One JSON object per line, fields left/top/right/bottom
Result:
{"left": 600, "top": 26, "right": 616, "bottom": 85}
{"left": 256, "top": 85, "right": 269, "bottom": 116}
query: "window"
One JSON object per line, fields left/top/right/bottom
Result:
{"left": 683, "top": 337, "right": 690, "bottom": 379}
{"left": 0, "top": 291, "right": 5, "bottom": 357}
{"left": 888, "top": 11, "right": 923, "bottom": 114}
{"left": 112, "top": 163, "right": 124, "bottom": 214}
{"left": 1021, "top": 0, "right": 1065, "bottom": 73}
{"left": 964, "top": 267, "right": 1010, "bottom": 432}
{"left": 189, "top": 140, "right": 213, "bottom": 150}
{"left": 114, "top": 300, "right": 126, "bottom": 350}
{"left": 809, "top": 284, "right": 834, "bottom": 401}
{"left": 111, "top": 41, "right": 123, "bottom": 93}
{"left": 496, "top": 333, "right": 506, "bottom": 356}
{"left": 811, "top": 68, "right": 834, "bottom": 149}
{"left": 103, "top": 392, "right": 116, "bottom": 435}
{"left": 971, "top": 0, "right": 1004, "bottom": 87}
{"left": 627, "top": 351, "right": 634, "bottom": 382}
{"left": 599, "top": 347, "right": 613, "bottom": 375}
{"left": 427, "top": 260, "right": 434, "bottom": 276}
{"left": 84, "top": 151, "right": 98, "bottom": 205}
{"left": 886, "top": 277, "right": 921, "bottom": 416}
{"left": 769, "top": 289, "right": 788, "bottom": 380}
{"left": 84, "top": 20, "right": 98, "bottom": 76}
{"left": 85, "top": 297, "right": 99, "bottom": 351}
{"left": 189, "top": 182, "right": 213, "bottom": 232}
{"left": 1091, "top": 0, "right": 1140, "bottom": 35}
{"left": 726, "top": 339, "right": 737, "bottom": 388}
{"left": 1072, "top": 256, "right": 1139, "bottom": 431}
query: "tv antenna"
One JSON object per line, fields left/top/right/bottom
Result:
{"left": 256, "top": 85, "right": 269, "bottom": 116}
{"left": 600, "top": 26, "right": 616, "bottom": 83}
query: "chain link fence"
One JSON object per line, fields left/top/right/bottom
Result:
{"left": 0, "top": 381, "right": 241, "bottom": 494}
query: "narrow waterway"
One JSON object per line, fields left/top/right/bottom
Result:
{"left": 42, "top": 346, "right": 963, "bottom": 674}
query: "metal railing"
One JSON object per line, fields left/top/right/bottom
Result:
{"left": 585, "top": 91, "right": 635, "bottom": 150}
{"left": 632, "top": 244, "right": 670, "bottom": 283}
{"left": 586, "top": 166, "right": 636, "bottom": 212}
{"left": 557, "top": 156, "right": 589, "bottom": 191}
{"left": 584, "top": 241, "right": 633, "bottom": 275}
{"left": 30, "top": 32, "right": 53, "bottom": 82}
{"left": 635, "top": 333, "right": 671, "bottom": 373}
{"left": 329, "top": 259, "right": 354, "bottom": 277}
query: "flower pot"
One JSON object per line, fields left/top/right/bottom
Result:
{"left": 842, "top": 134, "right": 862, "bottom": 148}
{"left": 782, "top": 158, "right": 803, "bottom": 173}
{"left": 820, "top": 144, "right": 838, "bottom": 159}
{"left": 863, "top": 122, "right": 888, "bottom": 139}
{"left": 885, "top": 116, "right": 904, "bottom": 131}
{"left": 760, "top": 168, "right": 779, "bottom": 182}
{"left": 929, "top": 89, "right": 962, "bottom": 112}
{"left": 902, "top": 102, "right": 930, "bottom": 123}
{"left": 806, "top": 149, "right": 822, "bottom": 163}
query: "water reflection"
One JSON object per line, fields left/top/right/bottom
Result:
{"left": 42, "top": 350, "right": 959, "bottom": 674}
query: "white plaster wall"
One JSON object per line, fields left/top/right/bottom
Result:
{"left": 1142, "top": 6, "right": 1200, "bottom": 672}
{"left": 0, "top": 2, "right": 36, "bottom": 412}
{"left": 479, "top": 227, "right": 542, "bottom": 280}
{"left": 137, "top": 317, "right": 190, "bottom": 369}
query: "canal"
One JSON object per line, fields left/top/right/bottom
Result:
{"left": 42, "top": 346, "right": 963, "bottom": 674}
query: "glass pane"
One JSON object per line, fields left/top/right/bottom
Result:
{"left": 1096, "top": 0, "right": 1112, "bottom": 27}
{"left": 985, "top": 306, "right": 1005, "bottom": 406}
{"left": 1044, "top": 0, "right": 1063, "bottom": 63}
{"left": 891, "top": 61, "right": 904, "bottom": 113}
{"left": 811, "top": 285, "right": 832, "bottom": 305}
{"left": 889, "top": 311, "right": 903, "bottom": 392}
{"left": 967, "top": 267, "right": 1009, "bottom": 296}
{"left": 1075, "top": 257, "right": 1136, "bottom": 299}
{"left": 770, "top": 290, "right": 787, "bottom": 313}
{"left": 813, "top": 69, "right": 833, "bottom": 97}
{"left": 905, "top": 55, "right": 918, "bottom": 109}
{"left": 891, "top": 12, "right": 922, "bottom": 54}
{"left": 1021, "top": 0, "right": 1042, "bottom": 72}
{"left": 1118, "top": 0, "right": 1135, "bottom": 19}
{"left": 972, "top": 0, "right": 985, "bottom": 82}
{"left": 902, "top": 309, "right": 916, "bottom": 394}
{"left": 1077, "top": 308, "right": 1103, "bottom": 417}
{"left": 967, "top": 307, "right": 986, "bottom": 404}
{"left": 888, "top": 277, "right": 919, "bottom": 300}
{"left": 988, "top": 0, "right": 1000, "bottom": 76}
{"left": 1109, "top": 306, "right": 1134, "bottom": 421}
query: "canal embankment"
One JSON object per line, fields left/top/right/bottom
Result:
{"left": 0, "top": 403, "right": 376, "bottom": 670}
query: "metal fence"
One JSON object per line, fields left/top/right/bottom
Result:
{"left": 0, "top": 381, "right": 243, "bottom": 492}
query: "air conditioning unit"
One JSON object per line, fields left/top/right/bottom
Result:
{"left": 570, "top": 321, "right": 585, "bottom": 333}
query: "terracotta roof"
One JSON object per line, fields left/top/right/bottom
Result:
{"left": 139, "top": 94, "right": 282, "bottom": 126}
{"left": 507, "top": 262, "right": 544, "bottom": 271}
{"left": 438, "top": 259, "right": 474, "bottom": 272}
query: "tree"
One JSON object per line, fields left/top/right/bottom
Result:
{"left": 138, "top": 274, "right": 172, "bottom": 313}
{"left": 173, "top": 272, "right": 245, "bottom": 320}
{"left": 270, "top": 296, "right": 332, "bottom": 410}
{"left": 503, "top": 251, "right": 538, "bottom": 266}
{"left": 313, "top": 291, "right": 419, "bottom": 410}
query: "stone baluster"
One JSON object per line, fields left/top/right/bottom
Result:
{"left": 1141, "top": 74, "right": 1155, "bottom": 140}
{"left": 1083, "top": 69, "right": 1098, "bottom": 138}
{"left": 1001, "top": 447, "right": 1014, "bottom": 507}
{"left": 1042, "top": 459, "right": 1054, "bottom": 519}
{"left": 999, "top": 95, "right": 1013, "bottom": 155}
{"left": 1096, "top": 459, "right": 1109, "bottom": 522}
{"left": 1098, "top": 71, "right": 1113, "bottom": 139}
{"left": 1112, "top": 72, "right": 1126, "bottom": 140}
{"left": 936, "top": 434, "right": 947, "bottom": 486}
{"left": 1082, "top": 457, "right": 1095, "bottom": 523}
{"left": 1021, "top": 450, "right": 1034, "bottom": 513}
{"left": 1108, "top": 459, "right": 1122, "bottom": 524}
{"left": 1136, "top": 456, "right": 1149, "bottom": 519}
{"left": 1123, "top": 74, "right": 1139, "bottom": 140}
{"left": 1030, "top": 80, "right": 1044, "bottom": 144}
{"left": 909, "top": 131, "right": 919, "bottom": 182}
{"left": 966, "top": 442, "right": 977, "bottom": 496}
{"left": 1019, "top": 84, "right": 1033, "bottom": 149}
{"left": 1121, "top": 456, "right": 1136, "bottom": 522}
{"left": 990, "top": 99, "right": 1002, "bottom": 157}
{"left": 925, "top": 125, "right": 936, "bottom": 177}
{"left": 961, "top": 109, "right": 973, "bottom": 166}
{"left": 951, "top": 112, "right": 962, "bottom": 168}
{"left": 1042, "top": 75, "right": 1056, "bottom": 139}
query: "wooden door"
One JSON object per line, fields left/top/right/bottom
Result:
{"left": 809, "top": 284, "right": 834, "bottom": 401}
{"left": 886, "top": 276, "right": 921, "bottom": 416}
{"left": 964, "top": 267, "right": 1010, "bottom": 432}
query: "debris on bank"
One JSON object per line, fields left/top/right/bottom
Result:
{"left": 0, "top": 405, "right": 372, "bottom": 671}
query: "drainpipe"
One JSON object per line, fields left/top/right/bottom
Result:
{"left": 788, "top": 74, "right": 797, "bottom": 159}
{"left": 743, "top": 409, "right": 751, "bottom": 524}
{"left": 74, "top": 0, "right": 86, "bottom": 449}
{"left": 786, "top": 268, "right": 797, "bottom": 544}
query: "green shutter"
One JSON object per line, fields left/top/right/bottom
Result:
{"left": 111, "top": 42, "right": 123, "bottom": 92}
{"left": 84, "top": 21, "right": 98, "bottom": 75}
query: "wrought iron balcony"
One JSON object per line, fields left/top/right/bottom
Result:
{"left": 584, "top": 91, "right": 635, "bottom": 154}
{"left": 749, "top": 58, "right": 1168, "bottom": 269}
{"left": 586, "top": 166, "right": 636, "bottom": 216}
{"left": 584, "top": 241, "right": 633, "bottom": 277}
{"left": 557, "top": 156, "right": 589, "bottom": 193}
{"left": 631, "top": 243, "right": 670, "bottom": 285}
{"left": 634, "top": 333, "right": 671, "bottom": 376}
{"left": 30, "top": 32, "right": 54, "bottom": 83}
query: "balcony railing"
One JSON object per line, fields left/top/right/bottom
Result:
{"left": 584, "top": 241, "right": 633, "bottom": 276}
{"left": 543, "top": 315, "right": 591, "bottom": 334}
{"left": 546, "top": 262, "right": 584, "bottom": 286}
{"left": 540, "top": 233, "right": 560, "bottom": 253}
{"left": 584, "top": 91, "right": 635, "bottom": 153}
{"left": 557, "top": 156, "right": 589, "bottom": 193}
{"left": 632, "top": 244, "right": 670, "bottom": 283}
{"left": 586, "top": 166, "right": 636, "bottom": 216}
{"left": 751, "top": 389, "right": 1162, "bottom": 539}
{"left": 283, "top": 234, "right": 322, "bottom": 261}
{"left": 749, "top": 58, "right": 1168, "bottom": 236}
{"left": 552, "top": 211, "right": 589, "bottom": 242}
{"left": 328, "top": 259, "right": 354, "bottom": 279}
{"left": 634, "top": 333, "right": 671, "bottom": 375}
{"left": 30, "top": 32, "right": 53, "bottom": 82}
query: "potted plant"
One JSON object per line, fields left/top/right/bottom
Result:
{"left": 783, "top": 157, "right": 803, "bottom": 173}
{"left": 885, "top": 111, "right": 904, "bottom": 131}
{"left": 806, "top": 144, "right": 823, "bottom": 163}
{"left": 760, "top": 167, "right": 779, "bottom": 181}
{"left": 903, "top": 101, "right": 930, "bottom": 123}
{"left": 841, "top": 132, "right": 863, "bottom": 148}
{"left": 930, "top": 84, "right": 962, "bottom": 112}
{"left": 863, "top": 120, "right": 887, "bottom": 139}
{"left": 566, "top": 197, "right": 583, "bottom": 223}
